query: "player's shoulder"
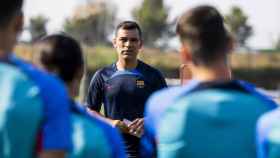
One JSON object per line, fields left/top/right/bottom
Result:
{"left": 12, "top": 57, "right": 69, "bottom": 104}
{"left": 258, "top": 109, "right": 280, "bottom": 132}
{"left": 0, "top": 63, "right": 41, "bottom": 104}
{"left": 138, "top": 60, "right": 162, "bottom": 75}
{"left": 23, "top": 61, "right": 65, "bottom": 93}
{"left": 146, "top": 86, "right": 186, "bottom": 114}
{"left": 0, "top": 63, "right": 28, "bottom": 81}
{"left": 236, "top": 80, "right": 278, "bottom": 109}
{"left": 147, "top": 80, "right": 200, "bottom": 111}
{"left": 99, "top": 63, "right": 116, "bottom": 75}
{"left": 92, "top": 64, "right": 116, "bottom": 80}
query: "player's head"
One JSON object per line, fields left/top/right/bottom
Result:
{"left": 176, "top": 5, "right": 232, "bottom": 66}
{"left": 113, "top": 21, "right": 143, "bottom": 62}
{"left": 34, "top": 34, "right": 84, "bottom": 97}
{"left": 0, "top": 0, "right": 24, "bottom": 55}
{"left": 115, "top": 21, "right": 142, "bottom": 39}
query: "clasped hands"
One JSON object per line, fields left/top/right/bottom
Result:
{"left": 113, "top": 118, "right": 144, "bottom": 137}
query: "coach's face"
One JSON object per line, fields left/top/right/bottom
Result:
{"left": 113, "top": 28, "right": 142, "bottom": 62}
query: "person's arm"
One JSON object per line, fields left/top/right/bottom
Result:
{"left": 86, "top": 70, "right": 129, "bottom": 133}
{"left": 86, "top": 70, "right": 104, "bottom": 112}
{"left": 37, "top": 76, "right": 72, "bottom": 158}
{"left": 87, "top": 108, "right": 129, "bottom": 133}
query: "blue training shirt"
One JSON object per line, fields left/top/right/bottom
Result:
{"left": 86, "top": 60, "right": 167, "bottom": 157}
{"left": 70, "top": 101, "right": 126, "bottom": 158}
{"left": 7, "top": 56, "right": 72, "bottom": 155}
{"left": 142, "top": 80, "right": 277, "bottom": 158}
{"left": 0, "top": 63, "right": 43, "bottom": 158}
{"left": 257, "top": 108, "right": 280, "bottom": 158}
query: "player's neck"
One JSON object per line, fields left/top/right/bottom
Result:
{"left": 0, "top": 34, "right": 12, "bottom": 61}
{"left": 191, "top": 62, "right": 231, "bottom": 82}
{"left": 116, "top": 59, "right": 138, "bottom": 70}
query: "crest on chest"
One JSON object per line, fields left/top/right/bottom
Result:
{"left": 136, "top": 80, "right": 145, "bottom": 88}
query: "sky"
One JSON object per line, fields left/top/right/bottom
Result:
{"left": 22, "top": 0, "right": 280, "bottom": 49}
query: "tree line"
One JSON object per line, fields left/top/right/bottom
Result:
{"left": 27, "top": 0, "right": 279, "bottom": 50}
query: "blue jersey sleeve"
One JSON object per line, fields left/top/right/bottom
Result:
{"left": 93, "top": 115, "right": 126, "bottom": 158}
{"left": 40, "top": 75, "right": 72, "bottom": 150}
{"left": 141, "top": 122, "right": 157, "bottom": 158}
{"left": 106, "top": 126, "right": 127, "bottom": 158}
{"left": 86, "top": 70, "right": 104, "bottom": 112}
{"left": 75, "top": 102, "right": 126, "bottom": 158}
{"left": 257, "top": 110, "right": 280, "bottom": 158}
{"left": 237, "top": 80, "right": 278, "bottom": 109}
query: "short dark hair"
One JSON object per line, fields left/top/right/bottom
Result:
{"left": 115, "top": 21, "right": 142, "bottom": 39}
{"left": 37, "top": 34, "right": 84, "bottom": 82}
{"left": 176, "top": 5, "right": 231, "bottom": 65}
{"left": 0, "top": 0, "right": 23, "bottom": 28}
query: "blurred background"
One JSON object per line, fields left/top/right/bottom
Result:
{"left": 15, "top": 0, "right": 280, "bottom": 101}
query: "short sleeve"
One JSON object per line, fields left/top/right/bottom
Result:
{"left": 256, "top": 110, "right": 280, "bottom": 158}
{"left": 86, "top": 70, "right": 104, "bottom": 112}
{"left": 154, "top": 70, "right": 167, "bottom": 91}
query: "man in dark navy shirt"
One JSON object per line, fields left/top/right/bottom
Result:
{"left": 86, "top": 21, "right": 167, "bottom": 158}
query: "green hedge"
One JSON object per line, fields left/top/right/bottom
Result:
{"left": 83, "top": 46, "right": 280, "bottom": 89}
{"left": 86, "top": 67, "right": 280, "bottom": 89}
{"left": 232, "top": 68, "right": 280, "bottom": 89}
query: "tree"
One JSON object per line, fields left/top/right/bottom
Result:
{"left": 64, "top": 1, "right": 116, "bottom": 46}
{"left": 29, "top": 15, "right": 48, "bottom": 42}
{"left": 133, "top": 0, "right": 169, "bottom": 47}
{"left": 225, "top": 6, "right": 253, "bottom": 48}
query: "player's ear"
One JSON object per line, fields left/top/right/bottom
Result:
{"left": 139, "top": 39, "right": 143, "bottom": 48}
{"left": 227, "top": 36, "right": 235, "bottom": 54}
{"left": 112, "top": 38, "right": 117, "bottom": 48}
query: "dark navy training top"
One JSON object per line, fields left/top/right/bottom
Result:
{"left": 86, "top": 60, "right": 167, "bottom": 120}
{"left": 86, "top": 60, "right": 167, "bottom": 157}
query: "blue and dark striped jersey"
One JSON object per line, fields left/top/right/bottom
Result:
{"left": 86, "top": 60, "right": 167, "bottom": 157}
{"left": 0, "top": 56, "right": 72, "bottom": 158}
{"left": 70, "top": 101, "right": 126, "bottom": 158}
{"left": 142, "top": 80, "right": 277, "bottom": 158}
{"left": 257, "top": 108, "right": 280, "bottom": 158}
